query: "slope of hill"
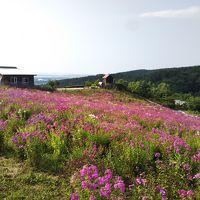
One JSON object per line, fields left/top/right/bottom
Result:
{"left": 0, "top": 88, "right": 199, "bottom": 199}
{"left": 59, "top": 66, "right": 200, "bottom": 93}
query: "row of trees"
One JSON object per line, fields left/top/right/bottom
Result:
{"left": 115, "top": 79, "right": 200, "bottom": 112}
{"left": 116, "top": 79, "right": 171, "bottom": 99}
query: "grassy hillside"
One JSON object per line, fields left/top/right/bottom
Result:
{"left": 59, "top": 65, "right": 200, "bottom": 93}
{"left": 0, "top": 88, "right": 200, "bottom": 199}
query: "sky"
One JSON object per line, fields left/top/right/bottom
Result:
{"left": 0, "top": 0, "right": 200, "bottom": 75}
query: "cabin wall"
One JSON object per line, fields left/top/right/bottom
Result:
{"left": 0, "top": 75, "right": 2, "bottom": 85}
{"left": 106, "top": 76, "right": 114, "bottom": 84}
{"left": 103, "top": 76, "right": 114, "bottom": 85}
{"left": 1, "top": 75, "right": 34, "bottom": 87}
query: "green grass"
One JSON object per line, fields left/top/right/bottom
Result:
{"left": 0, "top": 156, "right": 67, "bottom": 199}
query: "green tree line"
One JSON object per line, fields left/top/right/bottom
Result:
{"left": 115, "top": 79, "right": 200, "bottom": 113}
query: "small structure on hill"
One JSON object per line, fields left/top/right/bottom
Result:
{"left": 102, "top": 74, "right": 114, "bottom": 88}
{"left": 0, "top": 66, "right": 36, "bottom": 87}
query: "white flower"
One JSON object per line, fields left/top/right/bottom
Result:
{"left": 196, "top": 131, "right": 200, "bottom": 136}
{"left": 89, "top": 114, "right": 97, "bottom": 119}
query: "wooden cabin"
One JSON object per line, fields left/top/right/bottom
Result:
{"left": 0, "top": 66, "right": 36, "bottom": 87}
{"left": 102, "top": 74, "right": 114, "bottom": 87}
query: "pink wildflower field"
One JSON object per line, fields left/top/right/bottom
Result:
{"left": 0, "top": 88, "right": 199, "bottom": 199}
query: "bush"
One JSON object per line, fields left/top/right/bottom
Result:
{"left": 26, "top": 137, "right": 48, "bottom": 167}
{"left": 151, "top": 83, "right": 171, "bottom": 99}
{"left": 85, "top": 81, "right": 92, "bottom": 87}
{"left": 128, "top": 80, "right": 152, "bottom": 98}
{"left": 115, "top": 79, "right": 128, "bottom": 91}
{"left": 159, "top": 97, "right": 176, "bottom": 109}
{"left": 188, "top": 96, "right": 200, "bottom": 112}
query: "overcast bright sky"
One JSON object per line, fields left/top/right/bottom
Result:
{"left": 0, "top": 0, "right": 200, "bottom": 75}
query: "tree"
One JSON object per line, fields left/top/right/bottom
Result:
{"left": 115, "top": 79, "right": 128, "bottom": 91}
{"left": 128, "top": 80, "right": 152, "bottom": 98}
{"left": 85, "top": 81, "right": 92, "bottom": 87}
{"left": 152, "top": 83, "right": 171, "bottom": 98}
{"left": 188, "top": 97, "right": 200, "bottom": 112}
{"left": 47, "top": 80, "right": 60, "bottom": 91}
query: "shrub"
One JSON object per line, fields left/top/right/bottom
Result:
{"left": 128, "top": 80, "right": 152, "bottom": 98}
{"left": 85, "top": 81, "right": 93, "bottom": 87}
{"left": 115, "top": 79, "right": 128, "bottom": 91}
{"left": 188, "top": 96, "right": 200, "bottom": 112}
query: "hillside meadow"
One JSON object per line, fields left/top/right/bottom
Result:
{"left": 0, "top": 87, "right": 199, "bottom": 199}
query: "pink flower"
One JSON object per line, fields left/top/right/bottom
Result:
{"left": 100, "top": 183, "right": 112, "bottom": 198}
{"left": 154, "top": 152, "right": 161, "bottom": 158}
{"left": 182, "top": 163, "right": 191, "bottom": 172}
{"left": 114, "top": 179, "right": 125, "bottom": 193}
{"left": 89, "top": 195, "right": 97, "bottom": 200}
{"left": 187, "top": 175, "right": 193, "bottom": 181}
{"left": 192, "top": 151, "right": 200, "bottom": 162}
{"left": 71, "top": 193, "right": 80, "bottom": 200}
{"left": 179, "top": 189, "right": 195, "bottom": 198}
{"left": 136, "top": 177, "right": 147, "bottom": 186}
{"left": 81, "top": 181, "right": 88, "bottom": 189}
{"left": 128, "top": 184, "right": 134, "bottom": 190}
{"left": 193, "top": 173, "right": 200, "bottom": 179}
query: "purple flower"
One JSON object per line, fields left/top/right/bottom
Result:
{"left": 179, "top": 189, "right": 195, "bottom": 198}
{"left": 81, "top": 181, "right": 88, "bottom": 189}
{"left": 128, "top": 184, "right": 134, "bottom": 190}
{"left": 80, "top": 165, "right": 99, "bottom": 181}
{"left": 100, "top": 183, "right": 112, "bottom": 198}
{"left": 98, "top": 177, "right": 106, "bottom": 185}
{"left": 89, "top": 195, "right": 97, "bottom": 200}
{"left": 105, "top": 169, "right": 113, "bottom": 180}
{"left": 0, "top": 120, "right": 7, "bottom": 132}
{"left": 182, "top": 163, "right": 191, "bottom": 172}
{"left": 187, "top": 175, "right": 193, "bottom": 181}
{"left": 117, "top": 197, "right": 124, "bottom": 200}
{"left": 12, "top": 131, "right": 45, "bottom": 149}
{"left": 71, "top": 193, "right": 80, "bottom": 200}
{"left": 98, "top": 169, "right": 113, "bottom": 185}
{"left": 87, "top": 183, "right": 98, "bottom": 191}
{"left": 154, "top": 152, "right": 161, "bottom": 158}
{"left": 160, "top": 188, "right": 168, "bottom": 196}
{"left": 193, "top": 173, "right": 200, "bottom": 179}
{"left": 136, "top": 177, "right": 146, "bottom": 186}
{"left": 186, "top": 190, "right": 195, "bottom": 197}
{"left": 156, "top": 186, "right": 168, "bottom": 196}
{"left": 114, "top": 179, "right": 125, "bottom": 193}
{"left": 192, "top": 151, "right": 200, "bottom": 162}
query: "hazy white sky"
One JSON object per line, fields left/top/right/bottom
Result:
{"left": 0, "top": 0, "right": 200, "bottom": 74}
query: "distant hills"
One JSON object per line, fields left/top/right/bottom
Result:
{"left": 35, "top": 74, "right": 87, "bottom": 85}
{"left": 59, "top": 65, "right": 200, "bottom": 94}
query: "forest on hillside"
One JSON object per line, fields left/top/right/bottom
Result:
{"left": 59, "top": 66, "right": 200, "bottom": 94}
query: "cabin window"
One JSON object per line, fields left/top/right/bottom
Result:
{"left": 22, "top": 77, "right": 29, "bottom": 84}
{"left": 10, "top": 77, "right": 17, "bottom": 84}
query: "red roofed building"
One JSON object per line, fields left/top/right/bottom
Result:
{"left": 102, "top": 74, "right": 114, "bottom": 87}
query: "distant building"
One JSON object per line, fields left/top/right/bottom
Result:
{"left": 0, "top": 66, "right": 36, "bottom": 87}
{"left": 102, "top": 74, "right": 114, "bottom": 87}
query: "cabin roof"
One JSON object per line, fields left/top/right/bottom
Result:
{"left": 103, "top": 74, "right": 112, "bottom": 79}
{"left": 0, "top": 67, "right": 36, "bottom": 76}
